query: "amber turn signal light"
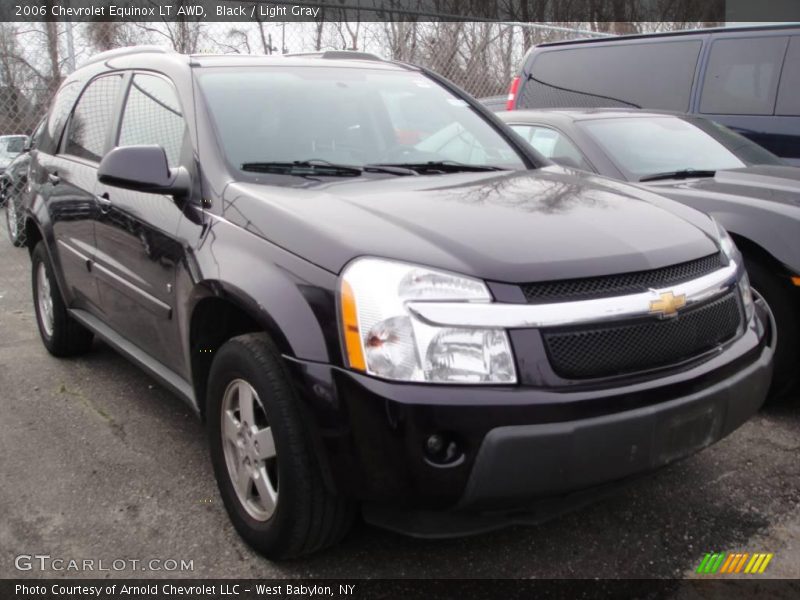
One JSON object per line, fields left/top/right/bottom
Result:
{"left": 340, "top": 280, "right": 366, "bottom": 371}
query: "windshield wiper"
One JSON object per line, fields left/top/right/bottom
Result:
{"left": 639, "top": 169, "right": 716, "bottom": 182}
{"left": 241, "top": 159, "right": 419, "bottom": 178}
{"left": 362, "top": 164, "right": 419, "bottom": 176}
{"left": 370, "top": 160, "right": 507, "bottom": 174}
{"left": 241, "top": 160, "right": 363, "bottom": 177}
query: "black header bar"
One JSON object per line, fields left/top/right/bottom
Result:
{"left": 0, "top": 0, "right": 798, "bottom": 23}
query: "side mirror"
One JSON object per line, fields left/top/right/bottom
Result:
{"left": 98, "top": 145, "right": 190, "bottom": 197}
{"left": 22, "top": 136, "right": 32, "bottom": 152}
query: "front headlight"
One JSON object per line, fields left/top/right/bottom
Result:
{"left": 712, "top": 217, "right": 739, "bottom": 264}
{"left": 340, "top": 257, "right": 517, "bottom": 384}
{"left": 739, "top": 270, "right": 755, "bottom": 324}
{"left": 711, "top": 218, "right": 753, "bottom": 323}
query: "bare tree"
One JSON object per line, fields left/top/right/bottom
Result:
{"left": 383, "top": 20, "right": 419, "bottom": 62}
{"left": 254, "top": 18, "right": 274, "bottom": 53}
{"left": 84, "top": 22, "right": 141, "bottom": 52}
{"left": 0, "top": 24, "right": 33, "bottom": 133}
{"left": 135, "top": 1, "right": 202, "bottom": 54}
{"left": 43, "top": 8, "right": 61, "bottom": 99}
{"left": 313, "top": 10, "right": 329, "bottom": 51}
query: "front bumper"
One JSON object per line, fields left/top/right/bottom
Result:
{"left": 284, "top": 300, "right": 774, "bottom": 534}
{"left": 459, "top": 344, "right": 769, "bottom": 509}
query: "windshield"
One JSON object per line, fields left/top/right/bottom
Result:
{"left": 196, "top": 66, "right": 526, "bottom": 176}
{"left": 577, "top": 116, "right": 764, "bottom": 180}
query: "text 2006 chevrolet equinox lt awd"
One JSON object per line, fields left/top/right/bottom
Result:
{"left": 23, "top": 47, "right": 774, "bottom": 558}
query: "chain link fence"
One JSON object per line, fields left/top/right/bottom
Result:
{"left": 0, "top": 15, "right": 703, "bottom": 307}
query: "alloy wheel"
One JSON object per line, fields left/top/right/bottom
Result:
{"left": 7, "top": 198, "right": 19, "bottom": 240}
{"left": 221, "top": 378, "right": 279, "bottom": 521}
{"left": 36, "top": 262, "right": 54, "bottom": 338}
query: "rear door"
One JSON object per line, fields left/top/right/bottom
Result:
{"left": 42, "top": 74, "right": 123, "bottom": 312}
{"left": 698, "top": 33, "right": 800, "bottom": 165}
{"left": 92, "top": 72, "right": 192, "bottom": 373}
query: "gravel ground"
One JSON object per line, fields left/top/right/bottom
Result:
{"left": 0, "top": 210, "right": 798, "bottom": 585}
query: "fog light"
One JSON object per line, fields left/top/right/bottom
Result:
{"left": 424, "top": 433, "right": 463, "bottom": 466}
{"left": 425, "top": 434, "right": 445, "bottom": 455}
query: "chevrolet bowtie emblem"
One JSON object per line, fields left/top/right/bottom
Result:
{"left": 649, "top": 291, "right": 687, "bottom": 318}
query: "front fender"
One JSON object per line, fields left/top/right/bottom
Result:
{"left": 709, "top": 207, "right": 800, "bottom": 275}
{"left": 186, "top": 214, "right": 343, "bottom": 366}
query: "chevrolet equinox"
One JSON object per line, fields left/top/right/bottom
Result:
{"left": 23, "top": 47, "right": 774, "bottom": 558}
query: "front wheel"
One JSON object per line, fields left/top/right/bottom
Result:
{"left": 745, "top": 258, "right": 799, "bottom": 398}
{"left": 207, "top": 333, "right": 356, "bottom": 559}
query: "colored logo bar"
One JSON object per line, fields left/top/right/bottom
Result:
{"left": 696, "top": 552, "right": 774, "bottom": 574}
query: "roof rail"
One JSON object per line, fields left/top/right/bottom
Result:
{"left": 78, "top": 45, "right": 174, "bottom": 68}
{"left": 283, "top": 50, "right": 384, "bottom": 61}
{"left": 537, "top": 23, "right": 800, "bottom": 47}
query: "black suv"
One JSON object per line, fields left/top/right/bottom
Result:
{"left": 23, "top": 47, "right": 773, "bottom": 558}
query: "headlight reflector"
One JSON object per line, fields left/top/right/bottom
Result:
{"left": 340, "top": 258, "right": 516, "bottom": 384}
{"left": 739, "top": 271, "right": 755, "bottom": 324}
{"left": 425, "top": 328, "right": 516, "bottom": 383}
{"left": 710, "top": 219, "right": 753, "bottom": 323}
{"left": 712, "top": 218, "right": 739, "bottom": 263}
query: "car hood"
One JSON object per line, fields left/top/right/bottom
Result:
{"left": 645, "top": 165, "right": 800, "bottom": 207}
{"left": 221, "top": 166, "right": 719, "bottom": 282}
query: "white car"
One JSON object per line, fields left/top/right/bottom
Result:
{"left": 0, "top": 134, "right": 28, "bottom": 174}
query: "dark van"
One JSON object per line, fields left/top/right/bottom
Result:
{"left": 507, "top": 25, "right": 800, "bottom": 165}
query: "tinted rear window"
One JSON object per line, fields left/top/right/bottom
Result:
{"left": 519, "top": 41, "right": 702, "bottom": 111}
{"left": 41, "top": 81, "right": 80, "bottom": 154}
{"left": 776, "top": 37, "right": 800, "bottom": 116}
{"left": 700, "top": 36, "right": 788, "bottom": 115}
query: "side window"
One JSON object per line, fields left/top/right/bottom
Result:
{"left": 700, "top": 36, "right": 788, "bottom": 115}
{"left": 510, "top": 124, "right": 591, "bottom": 170}
{"left": 522, "top": 41, "right": 702, "bottom": 112}
{"left": 41, "top": 81, "right": 80, "bottom": 154}
{"left": 118, "top": 74, "right": 188, "bottom": 167}
{"left": 64, "top": 75, "right": 123, "bottom": 162}
{"left": 776, "top": 37, "right": 800, "bottom": 116}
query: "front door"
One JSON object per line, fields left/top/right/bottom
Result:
{"left": 92, "top": 73, "right": 193, "bottom": 374}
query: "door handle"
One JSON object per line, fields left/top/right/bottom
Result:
{"left": 47, "top": 172, "right": 60, "bottom": 185}
{"left": 95, "top": 192, "right": 112, "bottom": 212}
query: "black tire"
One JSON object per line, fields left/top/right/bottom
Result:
{"left": 207, "top": 333, "right": 356, "bottom": 559}
{"left": 31, "top": 241, "right": 93, "bottom": 357}
{"left": 6, "top": 193, "right": 25, "bottom": 247}
{"left": 745, "top": 257, "right": 799, "bottom": 398}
